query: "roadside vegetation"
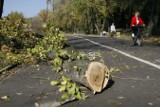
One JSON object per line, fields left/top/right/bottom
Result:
{"left": 0, "top": 12, "right": 66, "bottom": 69}
{"left": 0, "top": 12, "right": 103, "bottom": 103}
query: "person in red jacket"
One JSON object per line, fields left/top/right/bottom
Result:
{"left": 130, "top": 12, "right": 145, "bottom": 45}
{"left": 130, "top": 12, "right": 145, "bottom": 28}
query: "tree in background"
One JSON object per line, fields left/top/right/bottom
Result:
{"left": 38, "top": 9, "right": 48, "bottom": 23}
{"left": 0, "top": 0, "right": 4, "bottom": 18}
{"left": 146, "top": 0, "right": 159, "bottom": 36}
{"left": 50, "top": 0, "right": 124, "bottom": 33}
{"left": 27, "top": 16, "right": 43, "bottom": 33}
{"left": 7, "top": 12, "right": 25, "bottom": 23}
{"left": 45, "top": 0, "right": 160, "bottom": 36}
{"left": 1, "top": 0, "right": 160, "bottom": 35}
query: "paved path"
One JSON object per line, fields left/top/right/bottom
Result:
{"left": 0, "top": 35, "right": 160, "bottom": 107}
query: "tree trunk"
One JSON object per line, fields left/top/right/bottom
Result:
{"left": 90, "top": 7, "right": 100, "bottom": 34}
{"left": 85, "top": 13, "right": 90, "bottom": 34}
{"left": 0, "top": 0, "right": 4, "bottom": 18}
{"left": 146, "top": 16, "right": 159, "bottom": 36}
{"left": 94, "top": 24, "right": 100, "bottom": 34}
{"left": 101, "top": 18, "right": 106, "bottom": 31}
{"left": 146, "top": 0, "right": 158, "bottom": 36}
{"left": 93, "top": 11, "right": 100, "bottom": 34}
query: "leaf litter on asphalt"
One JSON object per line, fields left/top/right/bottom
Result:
{"left": 117, "top": 96, "right": 124, "bottom": 100}
{"left": 0, "top": 96, "right": 10, "bottom": 101}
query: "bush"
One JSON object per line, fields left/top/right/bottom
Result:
{"left": 0, "top": 12, "right": 67, "bottom": 66}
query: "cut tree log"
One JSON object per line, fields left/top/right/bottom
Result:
{"left": 85, "top": 62, "right": 110, "bottom": 94}
{"left": 63, "top": 60, "right": 110, "bottom": 94}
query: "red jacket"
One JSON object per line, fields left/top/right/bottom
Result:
{"left": 130, "top": 16, "right": 144, "bottom": 28}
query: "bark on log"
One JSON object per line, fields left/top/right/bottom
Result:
{"left": 63, "top": 59, "right": 89, "bottom": 87}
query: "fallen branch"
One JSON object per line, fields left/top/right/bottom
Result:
{"left": 35, "top": 97, "right": 76, "bottom": 107}
{"left": 0, "top": 63, "right": 18, "bottom": 73}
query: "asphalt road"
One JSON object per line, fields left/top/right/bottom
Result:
{"left": 0, "top": 35, "right": 160, "bottom": 107}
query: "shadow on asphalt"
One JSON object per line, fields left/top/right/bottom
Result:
{"left": 105, "top": 79, "right": 115, "bottom": 90}
{"left": 67, "top": 38, "right": 83, "bottom": 41}
{"left": 99, "top": 79, "right": 115, "bottom": 94}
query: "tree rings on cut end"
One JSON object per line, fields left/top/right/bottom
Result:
{"left": 85, "top": 62, "right": 110, "bottom": 94}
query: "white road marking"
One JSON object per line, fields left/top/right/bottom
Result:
{"left": 71, "top": 36, "right": 160, "bottom": 70}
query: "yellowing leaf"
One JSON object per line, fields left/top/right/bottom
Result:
{"left": 76, "top": 92, "right": 82, "bottom": 100}
{"left": 61, "top": 80, "right": 67, "bottom": 85}
{"left": 0, "top": 96, "right": 10, "bottom": 101}
{"left": 50, "top": 81, "right": 59, "bottom": 86}
{"left": 59, "top": 86, "right": 66, "bottom": 92}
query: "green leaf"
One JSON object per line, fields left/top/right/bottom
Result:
{"left": 59, "top": 86, "right": 66, "bottom": 92}
{"left": 76, "top": 92, "right": 82, "bottom": 100}
{"left": 50, "top": 81, "right": 59, "bottom": 86}
{"left": 68, "top": 84, "right": 76, "bottom": 95}
{"left": 75, "top": 86, "right": 80, "bottom": 93}
{"left": 62, "top": 76, "right": 70, "bottom": 82}
{"left": 66, "top": 82, "right": 72, "bottom": 88}
{"left": 73, "top": 66, "right": 78, "bottom": 70}
{"left": 61, "top": 93, "right": 70, "bottom": 100}
{"left": 81, "top": 93, "right": 88, "bottom": 100}
{"left": 59, "top": 50, "right": 69, "bottom": 57}
{"left": 61, "top": 80, "right": 67, "bottom": 85}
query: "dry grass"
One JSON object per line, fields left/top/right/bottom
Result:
{"left": 119, "top": 33, "right": 160, "bottom": 44}
{"left": 143, "top": 36, "right": 160, "bottom": 44}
